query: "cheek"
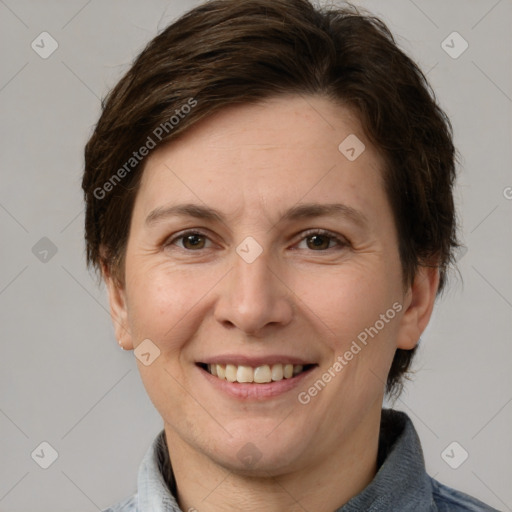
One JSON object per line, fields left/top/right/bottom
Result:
{"left": 292, "top": 263, "right": 397, "bottom": 344}
{"left": 126, "top": 268, "right": 204, "bottom": 414}
{"left": 125, "top": 264, "right": 201, "bottom": 347}
{"left": 124, "top": 258, "right": 233, "bottom": 361}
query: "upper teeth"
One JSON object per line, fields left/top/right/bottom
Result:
{"left": 207, "top": 363, "right": 304, "bottom": 383}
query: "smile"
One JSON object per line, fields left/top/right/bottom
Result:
{"left": 200, "top": 363, "right": 315, "bottom": 384}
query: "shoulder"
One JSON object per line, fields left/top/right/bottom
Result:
{"left": 101, "top": 493, "right": 137, "bottom": 512}
{"left": 430, "top": 477, "right": 499, "bottom": 511}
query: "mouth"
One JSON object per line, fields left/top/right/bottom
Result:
{"left": 196, "top": 362, "right": 317, "bottom": 384}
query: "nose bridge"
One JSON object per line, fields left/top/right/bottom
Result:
{"left": 215, "top": 240, "right": 293, "bottom": 334}
{"left": 235, "top": 244, "right": 274, "bottom": 301}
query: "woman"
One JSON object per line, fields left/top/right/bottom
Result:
{"left": 83, "top": 0, "right": 498, "bottom": 510}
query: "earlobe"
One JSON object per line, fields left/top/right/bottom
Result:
{"left": 101, "top": 260, "right": 134, "bottom": 351}
{"left": 396, "top": 265, "right": 440, "bottom": 350}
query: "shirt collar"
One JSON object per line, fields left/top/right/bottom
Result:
{"left": 137, "top": 431, "right": 181, "bottom": 511}
{"left": 337, "top": 409, "right": 436, "bottom": 511}
{"left": 137, "top": 409, "right": 435, "bottom": 512}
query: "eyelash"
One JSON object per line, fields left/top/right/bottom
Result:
{"left": 164, "top": 228, "right": 350, "bottom": 253}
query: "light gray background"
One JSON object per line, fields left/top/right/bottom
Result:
{"left": 0, "top": 0, "right": 511, "bottom": 510}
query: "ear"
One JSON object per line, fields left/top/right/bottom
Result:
{"left": 396, "top": 265, "right": 440, "bottom": 350}
{"left": 101, "top": 256, "right": 134, "bottom": 351}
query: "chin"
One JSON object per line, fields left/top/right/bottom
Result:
{"left": 204, "top": 429, "right": 308, "bottom": 476}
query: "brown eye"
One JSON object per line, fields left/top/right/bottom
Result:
{"left": 181, "top": 233, "right": 206, "bottom": 250}
{"left": 166, "top": 230, "right": 212, "bottom": 251}
{"left": 296, "top": 229, "right": 347, "bottom": 251}
{"left": 306, "top": 234, "right": 332, "bottom": 250}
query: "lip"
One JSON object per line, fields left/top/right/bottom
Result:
{"left": 198, "top": 354, "right": 315, "bottom": 367}
{"left": 196, "top": 362, "right": 317, "bottom": 400}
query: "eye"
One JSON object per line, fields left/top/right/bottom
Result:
{"left": 166, "top": 230, "right": 212, "bottom": 250}
{"left": 164, "top": 228, "right": 349, "bottom": 253}
{"left": 295, "top": 229, "right": 348, "bottom": 251}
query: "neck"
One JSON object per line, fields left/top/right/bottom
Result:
{"left": 163, "top": 406, "right": 382, "bottom": 512}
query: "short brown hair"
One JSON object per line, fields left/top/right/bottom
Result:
{"left": 82, "top": 0, "right": 461, "bottom": 396}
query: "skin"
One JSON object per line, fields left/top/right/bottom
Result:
{"left": 103, "top": 94, "right": 439, "bottom": 511}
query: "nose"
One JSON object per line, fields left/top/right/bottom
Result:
{"left": 214, "top": 247, "right": 294, "bottom": 337}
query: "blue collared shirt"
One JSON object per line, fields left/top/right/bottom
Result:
{"left": 102, "top": 409, "right": 498, "bottom": 511}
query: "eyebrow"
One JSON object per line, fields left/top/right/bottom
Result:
{"left": 145, "top": 202, "right": 369, "bottom": 229}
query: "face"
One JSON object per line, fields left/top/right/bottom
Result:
{"left": 106, "top": 95, "right": 437, "bottom": 476}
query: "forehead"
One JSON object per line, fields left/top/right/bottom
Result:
{"left": 135, "top": 95, "right": 386, "bottom": 219}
